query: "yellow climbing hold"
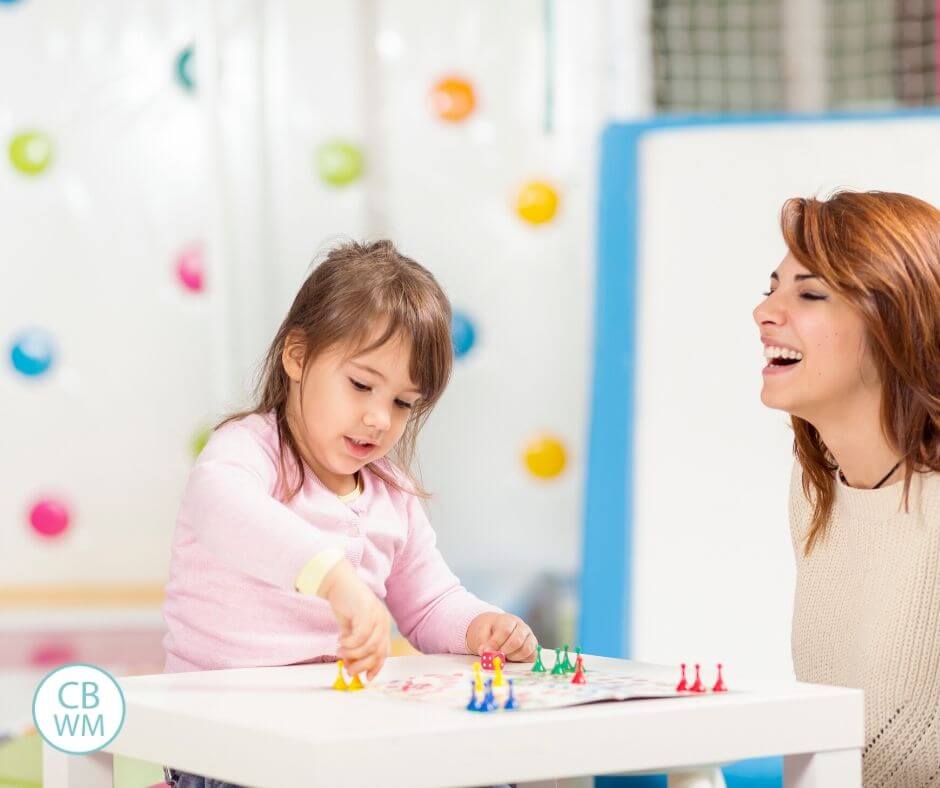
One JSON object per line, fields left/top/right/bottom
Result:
{"left": 523, "top": 434, "right": 567, "bottom": 479}
{"left": 516, "top": 180, "right": 559, "bottom": 225}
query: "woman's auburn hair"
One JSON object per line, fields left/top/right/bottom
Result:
{"left": 220, "top": 239, "right": 453, "bottom": 501}
{"left": 781, "top": 190, "right": 940, "bottom": 553}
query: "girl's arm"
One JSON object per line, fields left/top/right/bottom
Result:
{"left": 177, "top": 421, "right": 343, "bottom": 591}
{"left": 383, "top": 493, "right": 502, "bottom": 655}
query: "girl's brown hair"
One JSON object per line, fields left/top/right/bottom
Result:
{"left": 780, "top": 190, "right": 940, "bottom": 553}
{"left": 221, "top": 239, "right": 453, "bottom": 500}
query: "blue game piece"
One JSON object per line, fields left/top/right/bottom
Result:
{"left": 466, "top": 679, "right": 481, "bottom": 711}
{"left": 482, "top": 678, "right": 497, "bottom": 712}
{"left": 503, "top": 678, "right": 519, "bottom": 711}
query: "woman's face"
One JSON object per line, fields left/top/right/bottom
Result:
{"left": 753, "top": 253, "right": 879, "bottom": 422}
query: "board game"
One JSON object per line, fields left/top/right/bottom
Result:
{"left": 375, "top": 663, "right": 683, "bottom": 712}
{"left": 368, "top": 648, "right": 724, "bottom": 713}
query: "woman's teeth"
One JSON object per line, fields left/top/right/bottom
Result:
{"left": 763, "top": 345, "right": 804, "bottom": 363}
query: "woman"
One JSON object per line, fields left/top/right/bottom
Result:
{"left": 753, "top": 190, "right": 940, "bottom": 787}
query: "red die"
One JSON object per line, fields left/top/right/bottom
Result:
{"left": 481, "top": 650, "right": 506, "bottom": 671}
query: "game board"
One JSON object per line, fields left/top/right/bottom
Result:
{"left": 375, "top": 662, "right": 685, "bottom": 712}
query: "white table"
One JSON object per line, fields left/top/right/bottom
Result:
{"left": 42, "top": 654, "right": 863, "bottom": 788}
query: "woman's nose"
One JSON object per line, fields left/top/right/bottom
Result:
{"left": 753, "top": 295, "right": 783, "bottom": 328}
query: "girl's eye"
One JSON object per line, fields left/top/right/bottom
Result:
{"left": 762, "top": 289, "right": 775, "bottom": 297}
{"left": 394, "top": 399, "right": 414, "bottom": 411}
{"left": 349, "top": 378, "right": 371, "bottom": 392}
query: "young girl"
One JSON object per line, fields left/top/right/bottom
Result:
{"left": 754, "top": 191, "right": 940, "bottom": 787}
{"left": 162, "top": 240, "right": 536, "bottom": 690}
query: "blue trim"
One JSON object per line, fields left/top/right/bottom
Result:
{"left": 598, "top": 106, "right": 940, "bottom": 136}
{"left": 578, "top": 123, "right": 642, "bottom": 658}
{"left": 578, "top": 107, "right": 940, "bottom": 658}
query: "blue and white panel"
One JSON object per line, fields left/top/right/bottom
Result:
{"left": 582, "top": 111, "right": 940, "bottom": 679}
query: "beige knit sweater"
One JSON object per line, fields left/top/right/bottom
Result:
{"left": 790, "top": 462, "right": 940, "bottom": 787}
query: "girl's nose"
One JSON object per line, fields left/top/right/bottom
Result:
{"left": 363, "top": 407, "right": 390, "bottom": 432}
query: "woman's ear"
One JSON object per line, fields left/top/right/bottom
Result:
{"left": 281, "top": 331, "right": 307, "bottom": 383}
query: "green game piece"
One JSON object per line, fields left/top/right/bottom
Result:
{"left": 531, "top": 644, "right": 547, "bottom": 673}
{"left": 562, "top": 644, "right": 574, "bottom": 673}
{"left": 575, "top": 646, "right": 588, "bottom": 673}
{"left": 550, "top": 647, "right": 566, "bottom": 676}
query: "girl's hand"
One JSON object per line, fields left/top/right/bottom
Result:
{"left": 318, "top": 559, "right": 391, "bottom": 681}
{"left": 466, "top": 612, "right": 537, "bottom": 662}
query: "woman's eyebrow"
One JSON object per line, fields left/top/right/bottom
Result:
{"left": 769, "top": 272, "right": 819, "bottom": 281}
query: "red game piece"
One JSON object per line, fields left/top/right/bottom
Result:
{"left": 675, "top": 662, "right": 688, "bottom": 692}
{"left": 688, "top": 663, "right": 706, "bottom": 693}
{"left": 481, "top": 650, "right": 506, "bottom": 671}
{"left": 571, "top": 654, "right": 587, "bottom": 684}
{"left": 711, "top": 663, "right": 727, "bottom": 692}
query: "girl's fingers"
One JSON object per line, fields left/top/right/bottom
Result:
{"left": 506, "top": 631, "right": 537, "bottom": 661}
{"left": 366, "top": 653, "right": 386, "bottom": 681}
{"left": 340, "top": 613, "right": 389, "bottom": 667}
{"left": 499, "top": 624, "right": 530, "bottom": 657}
{"left": 340, "top": 621, "right": 380, "bottom": 660}
{"left": 489, "top": 619, "right": 519, "bottom": 653}
{"left": 348, "top": 623, "right": 386, "bottom": 665}
{"left": 355, "top": 650, "right": 384, "bottom": 682}
{"left": 340, "top": 617, "right": 375, "bottom": 650}
{"left": 346, "top": 648, "right": 382, "bottom": 680}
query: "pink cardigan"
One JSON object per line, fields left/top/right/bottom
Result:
{"left": 162, "top": 412, "right": 498, "bottom": 672}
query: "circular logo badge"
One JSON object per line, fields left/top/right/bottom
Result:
{"left": 32, "top": 663, "right": 126, "bottom": 754}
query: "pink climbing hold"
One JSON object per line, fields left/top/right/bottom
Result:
{"left": 176, "top": 243, "right": 205, "bottom": 292}
{"left": 28, "top": 498, "right": 70, "bottom": 538}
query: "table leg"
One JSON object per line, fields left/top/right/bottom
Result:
{"left": 667, "top": 767, "right": 727, "bottom": 787}
{"left": 42, "top": 745, "right": 114, "bottom": 788}
{"left": 784, "top": 749, "right": 862, "bottom": 788}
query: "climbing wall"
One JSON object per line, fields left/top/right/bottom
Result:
{"left": 0, "top": 0, "right": 218, "bottom": 604}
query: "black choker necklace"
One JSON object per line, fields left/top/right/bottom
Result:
{"left": 838, "top": 460, "right": 902, "bottom": 490}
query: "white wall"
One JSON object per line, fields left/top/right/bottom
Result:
{"left": 0, "top": 0, "right": 217, "bottom": 593}
{"left": 1, "top": 0, "right": 616, "bottom": 612}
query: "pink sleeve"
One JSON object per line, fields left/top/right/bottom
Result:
{"left": 177, "top": 421, "right": 341, "bottom": 590}
{"left": 383, "top": 493, "right": 501, "bottom": 655}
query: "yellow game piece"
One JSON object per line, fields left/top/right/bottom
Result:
{"left": 348, "top": 673, "right": 365, "bottom": 691}
{"left": 473, "top": 662, "right": 484, "bottom": 692}
{"left": 332, "top": 660, "right": 349, "bottom": 691}
{"left": 493, "top": 657, "right": 505, "bottom": 688}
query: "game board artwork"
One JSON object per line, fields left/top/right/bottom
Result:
{"left": 376, "top": 664, "right": 683, "bottom": 712}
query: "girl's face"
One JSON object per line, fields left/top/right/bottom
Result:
{"left": 282, "top": 327, "right": 421, "bottom": 494}
{"left": 752, "top": 253, "right": 879, "bottom": 422}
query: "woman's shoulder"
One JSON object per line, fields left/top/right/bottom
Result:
{"left": 788, "top": 459, "right": 811, "bottom": 505}
{"left": 788, "top": 459, "right": 815, "bottom": 546}
{"left": 912, "top": 468, "right": 940, "bottom": 513}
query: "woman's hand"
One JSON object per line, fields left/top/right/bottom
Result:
{"left": 318, "top": 559, "right": 391, "bottom": 681}
{"left": 466, "top": 612, "right": 537, "bottom": 662}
